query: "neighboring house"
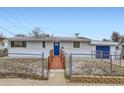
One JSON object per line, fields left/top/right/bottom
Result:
{"left": 118, "top": 43, "right": 124, "bottom": 59}
{"left": 7, "top": 36, "right": 118, "bottom": 58}
{"left": 0, "top": 38, "right": 8, "bottom": 53}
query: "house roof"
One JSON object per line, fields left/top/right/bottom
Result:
{"left": 7, "top": 36, "right": 91, "bottom": 42}
{"left": 119, "top": 43, "right": 124, "bottom": 45}
{"left": 91, "top": 40, "right": 118, "bottom": 46}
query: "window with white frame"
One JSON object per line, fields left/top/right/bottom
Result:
{"left": 11, "top": 41, "right": 26, "bottom": 47}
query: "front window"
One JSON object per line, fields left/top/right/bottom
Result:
{"left": 73, "top": 41, "right": 80, "bottom": 48}
{"left": 11, "top": 41, "right": 26, "bottom": 47}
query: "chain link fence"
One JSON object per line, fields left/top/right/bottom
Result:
{"left": 0, "top": 52, "right": 48, "bottom": 80}
{"left": 65, "top": 51, "right": 124, "bottom": 79}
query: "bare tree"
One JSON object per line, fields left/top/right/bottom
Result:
{"left": 29, "top": 27, "right": 51, "bottom": 38}
{"left": 111, "top": 31, "right": 121, "bottom": 42}
{"left": 0, "top": 33, "right": 3, "bottom": 37}
{"left": 120, "top": 35, "right": 124, "bottom": 43}
{"left": 15, "top": 34, "right": 26, "bottom": 37}
{"left": 0, "top": 33, "right": 4, "bottom": 41}
{"left": 74, "top": 33, "right": 80, "bottom": 38}
{"left": 0, "top": 33, "right": 5, "bottom": 48}
{"left": 29, "top": 27, "right": 43, "bottom": 37}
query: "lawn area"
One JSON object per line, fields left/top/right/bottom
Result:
{"left": 0, "top": 58, "right": 48, "bottom": 80}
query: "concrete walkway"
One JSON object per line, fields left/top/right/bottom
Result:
{"left": 48, "top": 69, "right": 66, "bottom": 85}
{"left": 0, "top": 69, "right": 124, "bottom": 86}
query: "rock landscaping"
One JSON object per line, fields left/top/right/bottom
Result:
{"left": 0, "top": 58, "right": 48, "bottom": 80}
{"left": 69, "top": 75, "right": 124, "bottom": 84}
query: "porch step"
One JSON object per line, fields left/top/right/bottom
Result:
{"left": 49, "top": 69, "right": 64, "bottom": 78}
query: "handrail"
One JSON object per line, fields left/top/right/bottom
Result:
{"left": 48, "top": 49, "right": 65, "bottom": 69}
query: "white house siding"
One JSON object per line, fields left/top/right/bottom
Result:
{"left": 8, "top": 41, "right": 53, "bottom": 58}
{"left": 61, "top": 41, "right": 92, "bottom": 54}
{"left": 111, "top": 45, "right": 122, "bottom": 59}
{"left": 109, "top": 46, "right": 121, "bottom": 59}
{"left": 61, "top": 41, "right": 94, "bottom": 58}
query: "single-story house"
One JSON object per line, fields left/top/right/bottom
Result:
{"left": 7, "top": 36, "right": 119, "bottom": 58}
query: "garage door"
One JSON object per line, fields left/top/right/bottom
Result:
{"left": 96, "top": 46, "right": 110, "bottom": 59}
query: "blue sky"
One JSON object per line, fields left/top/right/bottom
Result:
{"left": 0, "top": 7, "right": 124, "bottom": 40}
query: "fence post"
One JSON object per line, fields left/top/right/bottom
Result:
{"left": 69, "top": 53, "right": 72, "bottom": 78}
{"left": 101, "top": 51, "right": 103, "bottom": 61}
{"left": 42, "top": 52, "right": 44, "bottom": 79}
{"left": 91, "top": 50, "right": 93, "bottom": 59}
{"left": 115, "top": 51, "right": 116, "bottom": 59}
{"left": 120, "top": 53, "right": 122, "bottom": 66}
{"left": 109, "top": 55, "right": 112, "bottom": 76}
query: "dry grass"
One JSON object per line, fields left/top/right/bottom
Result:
{"left": 71, "top": 60, "right": 124, "bottom": 76}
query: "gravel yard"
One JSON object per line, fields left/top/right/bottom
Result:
{"left": 72, "top": 60, "right": 124, "bottom": 76}
{"left": 0, "top": 58, "right": 48, "bottom": 80}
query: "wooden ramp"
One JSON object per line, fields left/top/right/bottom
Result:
{"left": 48, "top": 49, "right": 65, "bottom": 69}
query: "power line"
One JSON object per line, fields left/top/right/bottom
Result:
{"left": 0, "top": 8, "right": 32, "bottom": 32}
{"left": 14, "top": 9, "right": 70, "bottom": 36}
{"left": 0, "top": 13, "right": 27, "bottom": 32}
{"left": 0, "top": 26, "right": 15, "bottom": 36}
{"left": 2, "top": 9, "right": 31, "bottom": 29}
{"left": 14, "top": 8, "right": 35, "bottom": 27}
{"left": 0, "top": 8, "right": 73, "bottom": 36}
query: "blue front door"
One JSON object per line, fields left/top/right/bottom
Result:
{"left": 54, "top": 42, "right": 60, "bottom": 56}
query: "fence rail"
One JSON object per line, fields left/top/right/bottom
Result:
{"left": 8, "top": 52, "right": 43, "bottom": 55}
